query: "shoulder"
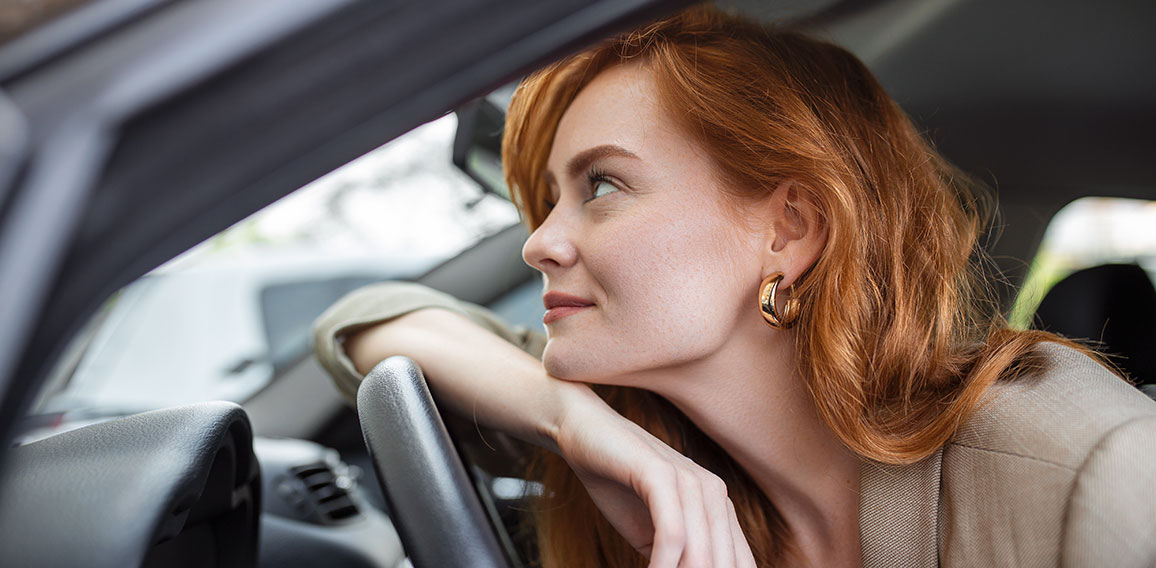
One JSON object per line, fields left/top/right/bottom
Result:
{"left": 951, "top": 341, "right": 1156, "bottom": 466}
{"left": 939, "top": 341, "right": 1156, "bottom": 567}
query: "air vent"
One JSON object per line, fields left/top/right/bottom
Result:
{"left": 291, "top": 463, "right": 359, "bottom": 523}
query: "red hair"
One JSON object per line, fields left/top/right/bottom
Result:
{"left": 502, "top": 5, "right": 1076, "bottom": 566}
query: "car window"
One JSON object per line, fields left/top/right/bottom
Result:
{"left": 30, "top": 114, "right": 519, "bottom": 427}
{"left": 1012, "top": 196, "right": 1156, "bottom": 328}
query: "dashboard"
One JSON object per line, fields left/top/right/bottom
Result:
{"left": 0, "top": 402, "right": 406, "bottom": 568}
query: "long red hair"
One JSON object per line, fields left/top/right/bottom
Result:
{"left": 502, "top": 5, "right": 1069, "bottom": 566}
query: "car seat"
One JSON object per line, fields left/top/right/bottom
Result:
{"left": 1033, "top": 263, "right": 1156, "bottom": 399}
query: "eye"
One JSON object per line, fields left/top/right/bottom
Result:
{"left": 592, "top": 180, "right": 619, "bottom": 200}
{"left": 585, "top": 167, "right": 621, "bottom": 202}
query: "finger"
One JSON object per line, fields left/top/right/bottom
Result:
{"left": 727, "top": 498, "right": 757, "bottom": 568}
{"left": 675, "top": 470, "right": 713, "bottom": 567}
{"left": 640, "top": 466, "right": 686, "bottom": 568}
{"left": 700, "top": 475, "right": 737, "bottom": 568}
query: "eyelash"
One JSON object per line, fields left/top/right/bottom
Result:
{"left": 542, "top": 167, "right": 619, "bottom": 210}
{"left": 584, "top": 167, "right": 617, "bottom": 202}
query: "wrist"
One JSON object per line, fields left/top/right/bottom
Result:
{"left": 541, "top": 378, "right": 604, "bottom": 454}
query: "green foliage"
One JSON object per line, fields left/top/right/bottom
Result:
{"left": 1009, "top": 248, "right": 1074, "bottom": 330}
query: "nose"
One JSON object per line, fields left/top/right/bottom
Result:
{"left": 522, "top": 207, "right": 579, "bottom": 273}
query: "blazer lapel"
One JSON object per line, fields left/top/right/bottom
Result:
{"left": 859, "top": 447, "right": 943, "bottom": 567}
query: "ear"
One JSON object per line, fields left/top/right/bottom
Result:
{"left": 762, "top": 180, "right": 827, "bottom": 287}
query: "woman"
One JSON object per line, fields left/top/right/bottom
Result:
{"left": 315, "top": 6, "right": 1156, "bottom": 567}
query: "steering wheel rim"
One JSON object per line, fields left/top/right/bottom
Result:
{"left": 356, "top": 356, "right": 511, "bottom": 568}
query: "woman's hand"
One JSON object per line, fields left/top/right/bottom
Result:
{"left": 553, "top": 386, "right": 757, "bottom": 568}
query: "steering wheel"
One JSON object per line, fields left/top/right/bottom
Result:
{"left": 357, "top": 356, "right": 512, "bottom": 568}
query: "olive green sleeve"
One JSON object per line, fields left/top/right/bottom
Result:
{"left": 312, "top": 281, "right": 547, "bottom": 406}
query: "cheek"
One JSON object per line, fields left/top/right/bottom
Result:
{"left": 589, "top": 209, "right": 754, "bottom": 352}
{"left": 540, "top": 192, "right": 762, "bottom": 382}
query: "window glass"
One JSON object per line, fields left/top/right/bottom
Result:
{"left": 1011, "top": 197, "right": 1156, "bottom": 328}
{"left": 34, "top": 115, "right": 518, "bottom": 426}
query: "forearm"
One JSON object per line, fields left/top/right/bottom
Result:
{"left": 345, "top": 307, "right": 584, "bottom": 452}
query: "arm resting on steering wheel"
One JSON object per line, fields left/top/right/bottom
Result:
{"left": 312, "top": 281, "right": 581, "bottom": 452}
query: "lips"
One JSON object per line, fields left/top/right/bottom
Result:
{"left": 542, "top": 291, "right": 594, "bottom": 324}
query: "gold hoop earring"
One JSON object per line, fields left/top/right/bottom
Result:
{"left": 759, "top": 272, "right": 799, "bottom": 329}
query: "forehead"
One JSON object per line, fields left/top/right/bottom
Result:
{"left": 546, "top": 63, "right": 689, "bottom": 176}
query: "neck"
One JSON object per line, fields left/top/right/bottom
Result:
{"left": 644, "top": 318, "right": 862, "bottom": 566}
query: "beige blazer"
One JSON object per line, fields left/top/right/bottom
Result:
{"left": 314, "top": 282, "right": 1156, "bottom": 567}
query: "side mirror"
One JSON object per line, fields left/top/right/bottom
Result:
{"left": 453, "top": 96, "right": 509, "bottom": 200}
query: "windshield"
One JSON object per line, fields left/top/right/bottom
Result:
{"left": 32, "top": 114, "right": 518, "bottom": 424}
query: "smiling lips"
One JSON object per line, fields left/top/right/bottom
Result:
{"left": 542, "top": 291, "right": 594, "bottom": 324}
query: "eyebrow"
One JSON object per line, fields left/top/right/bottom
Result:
{"left": 543, "top": 144, "right": 641, "bottom": 186}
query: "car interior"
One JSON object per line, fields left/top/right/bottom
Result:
{"left": 0, "top": 0, "right": 1152, "bottom": 566}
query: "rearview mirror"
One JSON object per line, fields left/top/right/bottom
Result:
{"left": 453, "top": 96, "right": 509, "bottom": 200}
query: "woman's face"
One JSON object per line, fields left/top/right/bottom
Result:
{"left": 522, "top": 63, "right": 773, "bottom": 384}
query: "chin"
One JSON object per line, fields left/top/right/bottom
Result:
{"left": 542, "top": 343, "right": 612, "bottom": 383}
{"left": 541, "top": 348, "right": 581, "bottom": 380}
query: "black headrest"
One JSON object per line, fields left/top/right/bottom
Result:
{"left": 1034, "top": 263, "right": 1156, "bottom": 385}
